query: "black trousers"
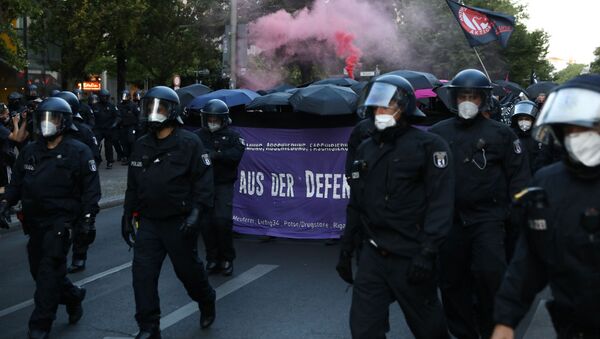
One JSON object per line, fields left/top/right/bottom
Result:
{"left": 27, "top": 227, "right": 82, "bottom": 331}
{"left": 350, "top": 245, "right": 449, "bottom": 339}
{"left": 94, "top": 128, "right": 119, "bottom": 163}
{"left": 201, "top": 184, "right": 235, "bottom": 262}
{"left": 439, "top": 221, "right": 507, "bottom": 339}
{"left": 132, "top": 217, "right": 215, "bottom": 329}
{"left": 119, "top": 125, "right": 136, "bottom": 159}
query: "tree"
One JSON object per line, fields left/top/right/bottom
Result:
{"left": 590, "top": 47, "right": 600, "bottom": 74}
{"left": 554, "top": 63, "right": 585, "bottom": 84}
{"left": 0, "top": 0, "right": 40, "bottom": 69}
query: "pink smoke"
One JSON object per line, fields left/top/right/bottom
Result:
{"left": 243, "top": 0, "right": 404, "bottom": 89}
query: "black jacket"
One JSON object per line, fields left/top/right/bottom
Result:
{"left": 513, "top": 127, "right": 559, "bottom": 175}
{"left": 195, "top": 127, "right": 245, "bottom": 185}
{"left": 92, "top": 102, "right": 120, "bottom": 130}
{"left": 345, "top": 118, "right": 374, "bottom": 178}
{"left": 117, "top": 101, "right": 139, "bottom": 127}
{"left": 429, "top": 115, "right": 531, "bottom": 225}
{"left": 79, "top": 102, "right": 95, "bottom": 127}
{"left": 71, "top": 120, "right": 101, "bottom": 163}
{"left": 494, "top": 162, "right": 600, "bottom": 330}
{"left": 5, "top": 137, "right": 101, "bottom": 226}
{"left": 124, "top": 128, "right": 214, "bottom": 219}
{"left": 341, "top": 124, "right": 455, "bottom": 257}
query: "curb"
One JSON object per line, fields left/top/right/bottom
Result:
{"left": 0, "top": 196, "right": 125, "bottom": 236}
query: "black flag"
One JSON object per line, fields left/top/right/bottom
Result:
{"left": 446, "top": 0, "right": 515, "bottom": 48}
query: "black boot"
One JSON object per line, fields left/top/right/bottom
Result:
{"left": 221, "top": 261, "right": 233, "bottom": 276}
{"left": 135, "top": 327, "right": 161, "bottom": 339}
{"left": 199, "top": 297, "right": 216, "bottom": 329}
{"left": 206, "top": 261, "right": 220, "bottom": 274}
{"left": 27, "top": 329, "right": 49, "bottom": 339}
{"left": 67, "top": 259, "right": 86, "bottom": 273}
{"left": 66, "top": 287, "right": 86, "bottom": 324}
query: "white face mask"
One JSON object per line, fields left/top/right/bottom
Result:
{"left": 374, "top": 113, "right": 397, "bottom": 130}
{"left": 41, "top": 121, "right": 58, "bottom": 137}
{"left": 148, "top": 112, "right": 167, "bottom": 123}
{"left": 564, "top": 131, "right": 600, "bottom": 167}
{"left": 457, "top": 101, "right": 479, "bottom": 119}
{"left": 207, "top": 122, "right": 221, "bottom": 132}
{"left": 518, "top": 120, "right": 532, "bottom": 132}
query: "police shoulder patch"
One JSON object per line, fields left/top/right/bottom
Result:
{"left": 433, "top": 151, "right": 448, "bottom": 168}
{"left": 513, "top": 140, "right": 522, "bottom": 154}
{"left": 88, "top": 160, "right": 97, "bottom": 172}
{"left": 202, "top": 153, "right": 212, "bottom": 166}
{"left": 239, "top": 138, "right": 245, "bottom": 146}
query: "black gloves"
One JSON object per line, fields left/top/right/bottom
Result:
{"left": 0, "top": 200, "right": 10, "bottom": 229}
{"left": 121, "top": 211, "right": 137, "bottom": 248}
{"left": 77, "top": 214, "right": 96, "bottom": 245}
{"left": 179, "top": 207, "right": 201, "bottom": 236}
{"left": 336, "top": 250, "right": 354, "bottom": 284}
{"left": 407, "top": 248, "right": 437, "bottom": 284}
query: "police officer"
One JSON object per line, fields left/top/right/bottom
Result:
{"left": 117, "top": 90, "right": 139, "bottom": 165}
{"left": 91, "top": 89, "right": 121, "bottom": 169}
{"left": 0, "top": 97, "right": 100, "bottom": 339}
{"left": 430, "top": 69, "right": 531, "bottom": 339}
{"left": 54, "top": 91, "right": 102, "bottom": 273}
{"left": 195, "top": 99, "right": 245, "bottom": 276}
{"left": 25, "top": 84, "right": 40, "bottom": 102}
{"left": 337, "top": 75, "right": 454, "bottom": 339}
{"left": 8, "top": 91, "right": 26, "bottom": 116}
{"left": 122, "top": 86, "right": 216, "bottom": 338}
{"left": 73, "top": 89, "right": 95, "bottom": 127}
{"left": 492, "top": 74, "right": 600, "bottom": 339}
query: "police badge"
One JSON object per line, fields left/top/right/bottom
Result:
{"left": 433, "top": 152, "right": 448, "bottom": 168}
{"left": 88, "top": 160, "right": 97, "bottom": 172}
{"left": 202, "top": 153, "right": 212, "bottom": 166}
{"left": 513, "top": 140, "right": 522, "bottom": 154}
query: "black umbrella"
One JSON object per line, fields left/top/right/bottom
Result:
{"left": 176, "top": 84, "right": 212, "bottom": 108}
{"left": 526, "top": 81, "right": 558, "bottom": 99}
{"left": 350, "top": 81, "right": 368, "bottom": 95}
{"left": 312, "top": 77, "right": 359, "bottom": 87}
{"left": 289, "top": 84, "right": 358, "bottom": 115}
{"left": 258, "top": 83, "right": 294, "bottom": 95}
{"left": 494, "top": 80, "right": 528, "bottom": 97}
{"left": 246, "top": 92, "right": 292, "bottom": 112}
{"left": 383, "top": 70, "right": 442, "bottom": 89}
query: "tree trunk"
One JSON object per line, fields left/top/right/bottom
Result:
{"left": 116, "top": 40, "right": 127, "bottom": 95}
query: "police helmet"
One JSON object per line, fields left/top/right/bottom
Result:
{"left": 121, "top": 90, "right": 131, "bottom": 102}
{"left": 98, "top": 89, "right": 110, "bottom": 103}
{"left": 26, "top": 84, "right": 39, "bottom": 100}
{"left": 437, "top": 69, "right": 493, "bottom": 114}
{"left": 54, "top": 91, "right": 81, "bottom": 117}
{"left": 133, "top": 90, "right": 143, "bottom": 102}
{"left": 140, "top": 86, "right": 182, "bottom": 128}
{"left": 200, "top": 99, "right": 230, "bottom": 130}
{"left": 533, "top": 74, "right": 600, "bottom": 145}
{"left": 88, "top": 93, "right": 99, "bottom": 106}
{"left": 8, "top": 92, "right": 23, "bottom": 108}
{"left": 72, "top": 88, "right": 84, "bottom": 101}
{"left": 510, "top": 100, "right": 538, "bottom": 123}
{"left": 34, "top": 97, "right": 75, "bottom": 139}
{"left": 358, "top": 75, "right": 425, "bottom": 120}
{"left": 50, "top": 89, "right": 61, "bottom": 97}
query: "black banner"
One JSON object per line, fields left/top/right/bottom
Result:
{"left": 446, "top": 0, "right": 515, "bottom": 48}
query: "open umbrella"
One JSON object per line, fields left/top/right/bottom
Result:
{"left": 246, "top": 92, "right": 292, "bottom": 112}
{"left": 526, "top": 81, "right": 558, "bottom": 99}
{"left": 383, "top": 70, "right": 442, "bottom": 89}
{"left": 494, "top": 80, "right": 528, "bottom": 97}
{"left": 188, "top": 89, "right": 259, "bottom": 110}
{"left": 351, "top": 81, "right": 368, "bottom": 95}
{"left": 312, "top": 77, "right": 359, "bottom": 87}
{"left": 289, "top": 84, "right": 357, "bottom": 115}
{"left": 176, "top": 84, "right": 212, "bottom": 108}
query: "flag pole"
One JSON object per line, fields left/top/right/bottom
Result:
{"left": 472, "top": 47, "right": 491, "bottom": 81}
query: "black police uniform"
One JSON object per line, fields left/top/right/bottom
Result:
{"left": 67, "top": 121, "right": 101, "bottom": 268}
{"left": 429, "top": 114, "right": 531, "bottom": 339}
{"left": 345, "top": 118, "right": 374, "bottom": 179}
{"left": 195, "top": 126, "right": 245, "bottom": 267}
{"left": 124, "top": 127, "right": 215, "bottom": 331}
{"left": 494, "top": 161, "right": 600, "bottom": 338}
{"left": 342, "top": 124, "right": 454, "bottom": 339}
{"left": 4, "top": 137, "right": 100, "bottom": 333}
{"left": 117, "top": 101, "right": 139, "bottom": 159}
{"left": 92, "top": 100, "right": 121, "bottom": 164}
{"left": 78, "top": 102, "right": 95, "bottom": 128}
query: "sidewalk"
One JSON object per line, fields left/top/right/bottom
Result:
{"left": 0, "top": 162, "right": 128, "bottom": 235}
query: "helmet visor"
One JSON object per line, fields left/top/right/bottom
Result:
{"left": 533, "top": 87, "right": 600, "bottom": 143}
{"left": 141, "top": 98, "right": 174, "bottom": 123}
{"left": 35, "top": 111, "right": 63, "bottom": 137}
{"left": 512, "top": 101, "right": 538, "bottom": 118}
{"left": 362, "top": 82, "right": 399, "bottom": 109}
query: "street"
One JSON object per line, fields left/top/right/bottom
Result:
{"left": 0, "top": 204, "right": 554, "bottom": 339}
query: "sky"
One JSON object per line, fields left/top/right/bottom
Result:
{"left": 518, "top": 0, "right": 600, "bottom": 69}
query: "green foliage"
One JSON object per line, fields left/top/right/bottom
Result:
{"left": 554, "top": 63, "right": 585, "bottom": 84}
{"left": 0, "top": 0, "right": 41, "bottom": 69}
{"left": 590, "top": 47, "right": 600, "bottom": 74}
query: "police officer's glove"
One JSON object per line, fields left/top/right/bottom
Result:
{"left": 336, "top": 250, "right": 353, "bottom": 284}
{"left": 407, "top": 248, "right": 436, "bottom": 284}
{"left": 77, "top": 214, "right": 96, "bottom": 245}
{"left": 121, "top": 212, "right": 136, "bottom": 248}
{"left": 179, "top": 207, "right": 201, "bottom": 236}
{"left": 0, "top": 200, "right": 10, "bottom": 229}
